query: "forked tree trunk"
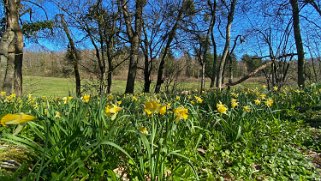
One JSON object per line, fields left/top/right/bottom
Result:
{"left": 119, "top": 0, "right": 145, "bottom": 94}
{"left": 216, "top": 0, "right": 237, "bottom": 90}
{"left": 154, "top": 1, "right": 185, "bottom": 93}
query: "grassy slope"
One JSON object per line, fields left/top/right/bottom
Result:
{"left": 23, "top": 76, "right": 208, "bottom": 96}
{"left": 23, "top": 75, "right": 263, "bottom": 97}
{"left": 23, "top": 76, "right": 75, "bottom": 97}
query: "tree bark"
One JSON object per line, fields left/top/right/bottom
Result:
{"left": 119, "top": 0, "right": 145, "bottom": 94}
{"left": 60, "top": 14, "right": 81, "bottom": 97}
{"left": 200, "top": 62, "right": 205, "bottom": 92}
{"left": 0, "top": 31, "right": 14, "bottom": 93}
{"left": 1, "top": 0, "right": 23, "bottom": 96}
{"left": 209, "top": 0, "right": 217, "bottom": 88}
{"left": 290, "top": 0, "right": 305, "bottom": 88}
{"left": 225, "top": 61, "right": 272, "bottom": 87}
{"left": 216, "top": 0, "right": 237, "bottom": 90}
{"left": 154, "top": 2, "right": 185, "bottom": 93}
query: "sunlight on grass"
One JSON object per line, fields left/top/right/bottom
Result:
{"left": 23, "top": 76, "right": 75, "bottom": 97}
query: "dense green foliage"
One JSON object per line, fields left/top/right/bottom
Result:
{"left": 0, "top": 84, "right": 321, "bottom": 180}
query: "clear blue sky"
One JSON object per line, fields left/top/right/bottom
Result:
{"left": 21, "top": 0, "right": 321, "bottom": 60}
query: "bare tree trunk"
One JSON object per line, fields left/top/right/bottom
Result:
{"left": 210, "top": 33, "right": 217, "bottom": 88}
{"left": 200, "top": 62, "right": 205, "bottom": 92}
{"left": 84, "top": 24, "right": 105, "bottom": 95}
{"left": 209, "top": 0, "right": 217, "bottom": 88}
{"left": 125, "top": 36, "right": 140, "bottom": 93}
{"left": 106, "top": 66, "right": 112, "bottom": 94}
{"left": 143, "top": 51, "right": 151, "bottom": 93}
{"left": 216, "top": 0, "right": 237, "bottom": 89}
{"left": 119, "top": 0, "right": 145, "bottom": 94}
{"left": 142, "top": 24, "right": 152, "bottom": 93}
{"left": 106, "top": 44, "right": 113, "bottom": 94}
{"left": 60, "top": 14, "right": 81, "bottom": 97}
{"left": 290, "top": 0, "right": 305, "bottom": 88}
{"left": 228, "top": 54, "right": 233, "bottom": 89}
{"left": 226, "top": 61, "right": 272, "bottom": 86}
{"left": 154, "top": 1, "right": 185, "bottom": 93}
{"left": 307, "top": 47, "right": 318, "bottom": 82}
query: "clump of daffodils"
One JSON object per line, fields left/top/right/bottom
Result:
{"left": 217, "top": 101, "right": 228, "bottom": 114}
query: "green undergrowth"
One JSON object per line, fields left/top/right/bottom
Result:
{"left": 0, "top": 84, "right": 321, "bottom": 180}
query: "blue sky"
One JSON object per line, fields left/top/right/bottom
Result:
{"left": 20, "top": 0, "right": 321, "bottom": 60}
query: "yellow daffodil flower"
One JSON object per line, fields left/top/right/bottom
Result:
{"left": 273, "top": 86, "right": 278, "bottom": 91}
{"left": 159, "top": 105, "right": 167, "bottom": 115}
{"left": 265, "top": 98, "right": 273, "bottom": 107}
{"left": 231, "top": 92, "right": 238, "bottom": 98}
{"left": 1, "top": 113, "right": 36, "bottom": 126}
{"left": 194, "top": 96, "right": 203, "bottom": 103}
{"left": 139, "top": 126, "right": 148, "bottom": 135}
{"left": 82, "top": 94, "right": 90, "bottom": 103}
{"left": 217, "top": 101, "right": 228, "bottom": 114}
{"left": 107, "top": 94, "right": 114, "bottom": 101}
{"left": 0, "top": 91, "right": 6, "bottom": 97}
{"left": 243, "top": 105, "right": 251, "bottom": 113}
{"left": 132, "top": 96, "right": 138, "bottom": 102}
{"left": 105, "top": 104, "right": 122, "bottom": 116}
{"left": 55, "top": 111, "right": 61, "bottom": 118}
{"left": 254, "top": 99, "right": 261, "bottom": 105}
{"left": 144, "top": 101, "right": 161, "bottom": 116}
{"left": 231, "top": 99, "right": 239, "bottom": 108}
{"left": 63, "top": 96, "right": 73, "bottom": 104}
{"left": 260, "top": 94, "right": 266, "bottom": 100}
{"left": 173, "top": 106, "right": 188, "bottom": 121}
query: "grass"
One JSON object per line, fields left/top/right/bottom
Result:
{"left": 23, "top": 76, "right": 75, "bottom": 97}
{"left": 23, "top": 76, "right": 263, "bottom": 97}
{"left": 23, "top": 76, "right": 208, "bottom": 96}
